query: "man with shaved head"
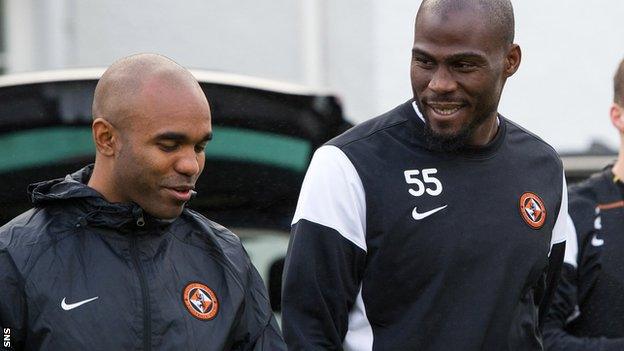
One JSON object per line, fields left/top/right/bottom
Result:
{"left": 282, "top": 0, "right": 571, "bottom": 349}
{"left": 0, "top": 53, "right": 285, "bottom": 350}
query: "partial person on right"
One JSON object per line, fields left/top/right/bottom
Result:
{"left": 543, "top": 58, "right": 624, "bottom": 350}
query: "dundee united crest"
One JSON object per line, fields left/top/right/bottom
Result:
{"left": 519, "top": 192, "right": 546, "bottom": 229}
{"left": 183, "top": 282, "right": 219, "bottom": 320}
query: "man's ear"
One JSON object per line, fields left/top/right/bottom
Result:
{"left": 504, "top": 44, "right": 521, "bottom": 78}
{"left": 92, "top": 118, "right": 118, "bottom": 156}
{"left": 610, "top": 103, "right": 624, "bottom": 133}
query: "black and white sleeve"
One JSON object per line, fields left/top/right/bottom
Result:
{"left": 543, "top": 184, "right": 624, "bottom": 350}
{"left": 281, "top": 145, "right": 367, "bottom": 350}
{"left": 539, "top": 172, "right": 569, "bottom": 326}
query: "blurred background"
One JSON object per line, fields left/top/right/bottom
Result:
{"left": 2, "top": 0, "right": 623, "bottom": 152}
{"left": 1, "top": 0, "right": 623, "bottom": 317}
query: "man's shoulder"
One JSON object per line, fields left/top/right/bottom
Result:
{"left": 0, "top": 207, "right": 62, "bottom": 249}
{"left": 569, "top": 173, "right": 606, "bottom": 202}
{"left": 504, "top": 118, "right": 562, "bottom": 165}
{"left": 0, "top": 206, "right": 73, "bottom": 273}
{"left": 176, "top": 209, "right": 242, "bottom": 248}
{"left": 327, "top": 102, "right": 411, "bottom": 149}
{"left": 566, "top": 170, "right": 613, "bottom": 237}
{"left": 568, "top": 170, "right": 612, "bottom": 213}
{"left": 175, "top": 209, "right": 251, "bottom": 270}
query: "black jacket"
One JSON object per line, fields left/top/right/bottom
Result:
{"left": 0, "top": 166, "right": 285, "bottom": 351}
{"left": 543, "top": 167, "right": 624, "bottom": 350}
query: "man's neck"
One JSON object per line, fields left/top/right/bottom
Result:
{"left": 87, "top": 163, "right": 125, "bottom": 203}
{"left": 468, "top": 115, "right": 500, "bottom": 147}
{"left": 613, "top": 153, "right": 624, "bottom": 182}
{"left": 611, "top": 136, "right": 624, "bottom": 181}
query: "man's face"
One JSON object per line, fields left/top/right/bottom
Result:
{"left": 411, "top": 7, "right": 517, "bottom": 149}
{"left": 113, "top": 79, "right": 212, "bottom": 219}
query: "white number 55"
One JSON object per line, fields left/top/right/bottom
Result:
{"left": 404, "top": 168, "right": 443, "bottom": 196}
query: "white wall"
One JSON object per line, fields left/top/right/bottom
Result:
{"left": 323, "top": 0, "right": 377, "bottom": 121}
{"left": 353, "top": 1, "right": 624, "bottom": 152}
{"left": 6, "top": 0, "right": 305, "bottom": 82}
{"left": 5, "top": 0, "right": 37, "bottom": 71}
{"left": 4, "top": 0, "right": 624, "bottom": 152}
{"left": 505, "top": 2, "right": 624, "bottom": 152}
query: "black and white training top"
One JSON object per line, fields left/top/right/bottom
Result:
{"left": 543, "top": 168, "right": 624, "bottom": 350}
{"left": 282, "top": 100, "right": 571, "bottom": 351}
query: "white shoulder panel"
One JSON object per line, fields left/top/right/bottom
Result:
{"left": 563, "top": 214, "right": 579, "bottom": 268}
{"left": 551, "top": 172, "right": 571, "bottom": 247}
{"left": 292, "top": 145, "right": 367, "bottom": 252}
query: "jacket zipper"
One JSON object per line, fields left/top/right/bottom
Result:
{"left": 131, "top": 235, "right": 151, "bottom": 351}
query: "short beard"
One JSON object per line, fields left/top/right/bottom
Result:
{"left": 422, "top": 124, "right": 473, "bottom": 153}
{"left": 422, "top": 113, "right": 491, "bottom": 153}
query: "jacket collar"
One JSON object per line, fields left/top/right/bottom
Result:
{"left": 28, "top": 164, "right": 174, "bottom": 234}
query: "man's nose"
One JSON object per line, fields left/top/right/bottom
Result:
{"left": 175, "top": 149, "right": 201, "bottom": 177}
{"left": 428, "top": 67, "right": 457, "bottom": 94}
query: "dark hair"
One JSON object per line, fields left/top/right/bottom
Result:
{"left": 615, "top": 58, "right": 624, "bottom": 105}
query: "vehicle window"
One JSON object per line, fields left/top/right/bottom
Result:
{"left": 236, "top": 227, "right": 289, "bottom": 317}
{"left": 236, "top": 228, "right": 290, "bottom": 281}
{"left": 0, "top": 126, "right": 311, "bottom": 174}
{"left": 0, "top": 81, "right": 96, "bottom": 132}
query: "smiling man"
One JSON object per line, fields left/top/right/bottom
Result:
{"left": 282, "top": 0, "right": 571, "bottom": 350}
{"left": 0, "top": 54, "right": 284, "bottom": 350}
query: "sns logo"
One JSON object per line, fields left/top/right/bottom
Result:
{"left": 3, "top": 328, "right": 10, "bottom": 348}
{"left": 404, "top": 168, "right": 443, "bottom": 196}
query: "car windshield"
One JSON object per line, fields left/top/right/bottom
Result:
{"left": 236, "top": 228, "right": 290, "bottom": 321}
{"left": 0, "top": 79, "right": 326, "bottom": 225}
{"left": 0, "top": 125, "right": 311, "bottom": 174}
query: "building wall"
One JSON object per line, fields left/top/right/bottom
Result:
{"left": 503, "top": 1, "right": 624, "bottom": 152}
{"left": 323, "top": 0, "right": 376, "bottom": 122}
{"left": 4, "top": 0, "right": 624, "bottom": 151}
{"left": 6, "top": 0, "right": 305, "bottom": 82}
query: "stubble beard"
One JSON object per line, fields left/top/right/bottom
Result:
{"left": 422, "top": 112, "right": 491, "bottom": 153}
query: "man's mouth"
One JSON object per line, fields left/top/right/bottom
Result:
{"left": 425, "top": 102, "right": 465, "bottom": 117}
{"left": 163, "top": 185, "right": 195, "bottom": 202}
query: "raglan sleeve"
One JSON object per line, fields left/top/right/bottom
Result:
{"left": 0, "top": 235, "right": 26, "bottom": 351}
{"left": 281, "top": 145, "right": 368, "bottom": 350}
{"left": 538, "top": 172, "right": 569, "bottom": 326}
{"left": 542, "top": 181, "right": 624, "bottom": 351}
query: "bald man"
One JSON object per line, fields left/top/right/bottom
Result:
{"left": 0, "top": 54, "right": 285, "bottom": 350}
{"left": 282, "top": 0, "right": 571, "bottom": 350}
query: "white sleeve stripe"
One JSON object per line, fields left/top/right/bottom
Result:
{"left": 552, "top": 237, "right": 566, "bottom": 245}
{"left": 292, "top": 145, "right": 367, "bottom": 252}
{"left": 343, "top": 284, "right": 373, "bottom": 351}
{"left": 563, "top": 214, "right": 579, "bottom": 268}
{"left": 551, "top": 171, "right": 571, "bottom": 250}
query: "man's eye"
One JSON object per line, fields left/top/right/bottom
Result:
{"left": 195, "top": 144, "right": 207, "bottom": 153}
{"left": 413, "top": 56, "right": 434, "bottom": 68}
{"left": 159, "top": 143, "right": 179, "bottom": 152}
{"left": 455, "top": 62, "right": 477, "bottom": 71}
